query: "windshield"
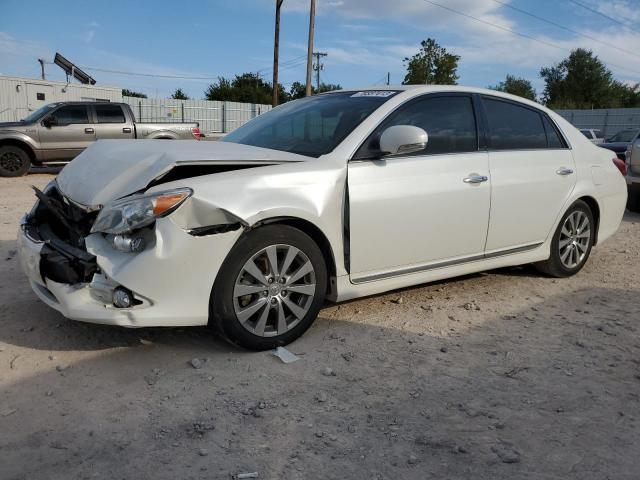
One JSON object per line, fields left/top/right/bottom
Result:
{"left": 608, "top": 130, "right": 638, "bottom": 143}
{"left": 222, "top": 91, "right": 398, "bottom": 157}
{"left": 22, "top": 104, "right": 58, "bottom": 123}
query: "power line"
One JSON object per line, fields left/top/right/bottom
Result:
{"left": 492, "top": 0, "right": 640, "bottom": 60}
{"left": 566, "top": 0, "right": 640, "bottom": 35}
{"left": 420, "top": 0, "right": 640, "bottom": 78}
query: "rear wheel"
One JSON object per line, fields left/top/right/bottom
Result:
{"left": 0, "top": 145, "right": 30, "bottom": 177}
{"left": 210, "top": 225, "right": 327, "bottom": 350}
{"left": 627, "top": 186, "right": 640, "bottom": 213}
{"left": 535, "top": 200, "right": 594, "bottom": 277}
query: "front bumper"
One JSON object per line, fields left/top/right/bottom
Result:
{"left": 18, "top": 213, "right": 243, "bottom": 328}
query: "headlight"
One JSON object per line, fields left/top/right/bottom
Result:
{"left": 91, "top": 188, "right": 192, "bottom": 234}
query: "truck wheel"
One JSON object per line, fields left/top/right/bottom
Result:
{"left": 210, "top": 225, "right": 327, "bottom": 351}
{"left": 627, "top": 186, "right": 640, "bottom": 213}
{"left": 0, "top": 145, "right": 31, "bottom": 177}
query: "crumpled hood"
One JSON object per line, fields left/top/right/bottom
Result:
{"left": 56, "top": 139, "right": 310, "bottom": 207}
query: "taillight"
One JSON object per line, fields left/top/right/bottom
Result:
{"left": 191, "top": 127, "right": 201, "bottom": 140}
{"left": 612, "top": 157, "right": 627, "bottom": 177}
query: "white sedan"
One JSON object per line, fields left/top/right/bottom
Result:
{"left": 18, "top": 86, "right": 627, "bottom": 350}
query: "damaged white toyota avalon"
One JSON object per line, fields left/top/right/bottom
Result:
{"left": 18, "top": 86, "right": 627, "bottom": 350}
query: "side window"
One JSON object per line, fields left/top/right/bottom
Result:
{"left": 542, "top": 115, "right": 565, "bottom": 148}
{"left": 95, "top": 105, "right": 126, "bottom": 124}
{"left": 51, "top": 105, "right": 89, "bottom": 125}
{"left": 483, "top": 98, "right": 546, "bottom": 150}
{"left": 355, "top": 95, "right": 478, "bottom": 158}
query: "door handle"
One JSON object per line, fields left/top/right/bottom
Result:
{"left": 463, "top": 174, "right": 488, "bottom": 184}
{"left": 556, "top": 167, "right": 574, "bottom": 175}
{"left": 84, "top": 127, "right": 94, "bottom": 134}
{"left": 123, "top": 127, "right": 132, "bottom": 133}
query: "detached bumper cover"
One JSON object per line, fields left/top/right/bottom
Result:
{"left": 18, "top": 215, "right": 243, "bottom": 328}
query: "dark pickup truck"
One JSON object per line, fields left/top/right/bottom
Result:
{"left": 0, "top": 101, "right": 201, "bottom": 176}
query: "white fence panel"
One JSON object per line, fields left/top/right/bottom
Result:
{"left": 122, "top": 96, "right": 271, "bottom": 135}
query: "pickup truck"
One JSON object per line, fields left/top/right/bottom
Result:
{"left": 0, "top": 101, "right": 201, "bottom": 176}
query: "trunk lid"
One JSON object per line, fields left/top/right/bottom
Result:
{"left": 56, "top": 139, "right": 310, "bottom": 206}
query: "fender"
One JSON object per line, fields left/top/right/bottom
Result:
{"left": 142, "top": 130, "right": 179, "bottom": 140}
{"left": 156, "top": 157, "right": 350, "bottom": 277}
{"left": 0, "top": 131, "right": 40, "bottom": 161}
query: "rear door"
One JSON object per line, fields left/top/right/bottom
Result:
{"left": 39, "top": 104, "right": 96, "bottom": 161}
{"left": 347, "top": 94, "right": 491, "bottom": 280}
{"left": 481, "top": 96, "right": 575, "bottom": 253}
{"left": 92, "top": 104, "right": 135, "bottom": 139}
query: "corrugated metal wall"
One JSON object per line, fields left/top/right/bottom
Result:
{"left": 121, "top": 97, "right": 272, "bottom": 134}
{"left": 556, "top": 108, "right": 640, "bottom": 138}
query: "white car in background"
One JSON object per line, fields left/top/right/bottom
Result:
{"left": 18, "top": 86, "right": 627, "bottom": 350}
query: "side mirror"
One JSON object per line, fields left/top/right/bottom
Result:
{"left": 42, "top": 116, "right": 57, "bottom": 128}
{"left": 379, "top": 125, "right": 428, "bottom": 156}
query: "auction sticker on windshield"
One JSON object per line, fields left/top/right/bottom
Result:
{"left": 351, "top": 91, "right": 397, "bottom": 97}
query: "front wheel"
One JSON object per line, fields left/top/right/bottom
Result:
{"left": 535, "top": 200, "right": 595, "bottom": 277}
{"left": 210, "top": 225, "right": 327, "bottom": 350}
{"left": 0, "top": 145, "right": 31, "bottom": 177}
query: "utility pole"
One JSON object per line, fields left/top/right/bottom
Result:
{"left": 272, "top": 0, "right": 284, "bottom": 107}
{"left": 38, "top": 59, "right": 45, "bottom": 80}
{"left": 305, "top": 0, "right": 315, "bottom": 96}
{"left": 313, "top": 52, "right": 327, "bottom": 92}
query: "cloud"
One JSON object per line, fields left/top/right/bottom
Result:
{"left": 83, "top": 30, "right": 95, "bottom": 44}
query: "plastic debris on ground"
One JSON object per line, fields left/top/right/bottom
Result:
{"left": 270, "top": 346, "right": 299, "bottom": 364}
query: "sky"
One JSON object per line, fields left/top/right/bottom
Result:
{"left": 1, "top": 0, "right": 639, "bottom": 100}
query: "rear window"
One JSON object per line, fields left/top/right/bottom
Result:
{"left": 95, "top": 105, "right": 126, "bottom": 124}
{"left": 483, "top": 98, "right": 547, "bottom": 150}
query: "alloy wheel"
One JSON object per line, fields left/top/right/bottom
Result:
{"left": 558, "top": 210, "right": 591, "bottom": 269}
{"left": 233, "top": 244, "right": 316, "bottom": 337}
{"left": 0, "top": 151, "right": 24, "bottom": 173}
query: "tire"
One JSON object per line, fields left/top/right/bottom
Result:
{"left": 535, "top": 200, "right": 595, "bottom": 278}
{"left": 627, "top": 186, "right": 640, "bottom": 213}
{"left": 210, "top": 225, "right": 327, "bottom": 350}
{"left": 0, "top": 145, "right": 31, "bottom": 177}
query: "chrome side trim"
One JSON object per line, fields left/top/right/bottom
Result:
{"left": 351, "top": 242, "right": 543, "bottom": 284}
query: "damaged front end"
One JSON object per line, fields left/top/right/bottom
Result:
{"left": 23, "top": 183, "right": 99, "bottom": 285}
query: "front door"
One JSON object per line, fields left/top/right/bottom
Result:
{"left": 480, "top": 96, "right": 576, "bottom": 252}
{"left": 347, "top": 94, "right": 491, "bottom": 280}
{"left": 39, "top": 104, "right": 96, "bottom": 161}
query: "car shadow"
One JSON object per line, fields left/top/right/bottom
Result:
{"left": 1, "top": 282, "right": 639, "bottom": 479}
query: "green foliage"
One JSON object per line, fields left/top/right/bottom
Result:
{"left": 489, "top": 75, "right": 537, "bottom": 101}
{"left": 171, "top": 88, "right": 189, "bottom": 100}
{"left": 402, "top": 38, "right": 459, "bottom": 85}
{"left": 288, "top": 82, "right": 342, "bottom": 101}
{"left": 122, "top": 88, "right": 146, "bottom": 98}
{"left": 540, "top": 49, "right": 640, "bottom": 108}
{"left": 204, "top": 73, "right": 287, "bottom": 104}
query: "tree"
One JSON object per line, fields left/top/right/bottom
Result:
{"left": 204, "top": 73, "right": 288, "bottom": 104}
{"left": 288, "top": 81, "right": 342, "bottom": 101}
{"left": 489, "top": 75, "right": 536, "bottom": 101}
{"left": 539, "top": 48, "right": 640, "bottom": 108}
{"left": 122, "top": 88, "right": 146, "bottom": 98}
{"left": 402, "top": 38, "right": 459, "bottom": 85}
{"left": 171, "top": 88, "right": 189, "bottom": 100}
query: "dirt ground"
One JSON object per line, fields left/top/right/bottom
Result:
{"left": 1, "top": 173, "right": 639, "bottom": 480}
